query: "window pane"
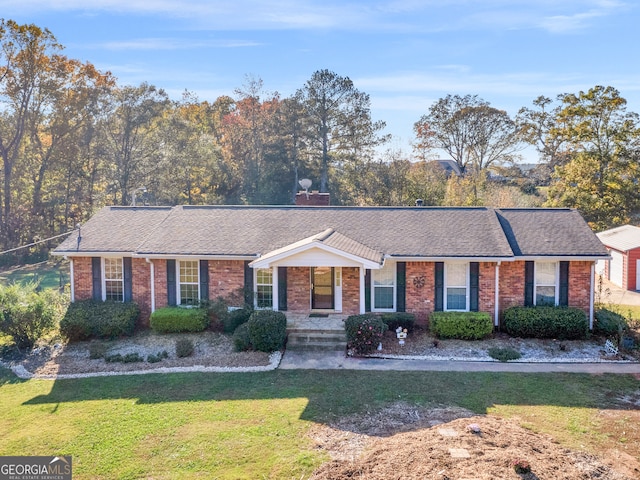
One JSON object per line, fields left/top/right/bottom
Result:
{"left": 257, "top": 285, "right": 273, "bottom": 308}
{"left": 257, "top": 269, "right": 272, "bottom": 285}
{"left": 374, "top": 286, "right": 394, "bottom": 309}
{"left": 180, "top": 261, "right": 198, "bottom": 283}
{"left": 105, "top": 280, "right": 123, "bottom": 301}
{"left": 447, "top": 263, "right": 467, "bottom": 286}
{"left": 536, "top": 286, "right": 556, "bottom": 306}
{"left": 447, "top": 287, "right": 466, "bottom": 310}
{"left": 104, "top": 258, "right": 123, "bottom": 280}
{"left": 180, "top": 284, "right": 199, "bottom": 305}
{"left": 536, "top": 262, "right": 556, "bottom": 285}
{"left": 373, "top": 264, "right": 394, "bottom": 286}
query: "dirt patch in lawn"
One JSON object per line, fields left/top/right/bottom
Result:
{"left": 8, "top": 331, "right": 271, "bottom": 376}
{"left": 308, "top": 403, "right": 640, "bottom": 480}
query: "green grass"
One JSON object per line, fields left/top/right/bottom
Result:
{"left": 0, "top": 367, "right": 638, "bottom": 479}
{"left": 0, "top": 260, "right": 69, "bottom": 290}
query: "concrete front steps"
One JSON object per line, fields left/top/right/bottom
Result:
{"left": 286, "top": 329, "right": 347, "bottom": 351}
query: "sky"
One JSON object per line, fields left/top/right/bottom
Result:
{"left": 3, "top": 0, "right": 640, "bottom": 162}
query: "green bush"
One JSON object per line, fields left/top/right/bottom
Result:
{"left": 60, "top": 300, "right": 138, "bottom": 341}
{"left": 232, "top": 323, "right": 253, "bottom": 352}
{"left": 88, "top": 342, "right": 107, "bottom": 360}
{"left": 146, "top": 350, "right": 169, "bottom": 363}
{"left": 0, "top": 283, "right": 67, "bottom": 349}
{"left": 150, "top": 307, "right": 209, "bottom": 333}
{"left": 429, "top": 312, "right": 493, "bottom": 340}
{"left": 175, "top": 338, "right": 194, "bottom": 358}
{"left": 503, "top": 306, "right": 588, "bottom": 340}
{"left": 345, "top": 314, "right": 387, "bottom": 355}
{"left": 247, "top": 310, "right": 287, "bottom": 352}
{"left": 380, "top": 312, "right": 416, "bottom": 333}
{"left": 122, "top": 352, "right": 144, "bottom": 363}
{"left": 223, "top": 308, "right": 253, "bottom": 334}
{"left": 201, "top": 297, "right": 229, "bottom": 331}
{"left": 488, "top": 347, "right": 522, "bottom": 362}
{"left": 105, "top": 353, "right": 123, "bottom": 363}
{"left": 594, "top": 308, "right": 628, "bottom": 337}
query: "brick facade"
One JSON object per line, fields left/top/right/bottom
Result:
{"left": 70, "top": 255, "right": 596, "bottom": 328}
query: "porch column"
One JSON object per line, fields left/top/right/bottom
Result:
{"left": 272, "top": 265, "right": 279, "bottom": 311}
{"left": 589, "top": 262, "right": 595, "bottom": 330}
{"left": 359, "top": 266, "right": 365, "bottom": 314}
{"left": 494, "top": 261, "right": 500, "bottom": 326}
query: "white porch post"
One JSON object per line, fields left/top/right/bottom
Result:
{"left": 272, "top": 266, "right": 279, "bottom": 311}
{"left": 359, "top": 266, "right": 365, "bottom": 314}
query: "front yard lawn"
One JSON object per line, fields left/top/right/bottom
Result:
{"left": 0, "top": 367, "right": 638, "bottom": 479}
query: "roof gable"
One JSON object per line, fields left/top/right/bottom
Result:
{"left": 597, "top": 224, "right": 640, "bottom": 252}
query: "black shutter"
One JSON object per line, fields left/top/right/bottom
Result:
{"left": 123, "top": 257, "right": 133, "bottom": 302}
{"left": 435, "top": 262, "right": 444, "bottom": 311}
{"left": 91, "top": 257, "right": 102, "bottom": 301}
{"left": 166, "top": 259, "right": 176, "bottom": 306}
{"left": 470, "top": 262, "right": 479, "bottom": 312}
{"left": 199, "top": 260, "right": 209, "bottom": 301}
{"left": 244, "top": 261, "right": 253, "bottom": 307}
{"left": 396, "top": 262, "right": 406, "bottom": 312}
{"left": 278, "top": 267, "right": 287, "bottom": 311}
{"left": 524, "top": 261, "right": 534, "bottom": 306}
{"left": 559, "top": 261, "right": 569, "bottom": 306}
{"left": 364, "top": 269, "right": 371, "bottom": 312}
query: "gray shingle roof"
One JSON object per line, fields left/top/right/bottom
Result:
{"left": 495, "top": 208, "right": 608, "bottom": 257}
{"left": 54, "top": 205, "right": 608, "bottom": 260}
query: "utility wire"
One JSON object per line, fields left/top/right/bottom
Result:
{"left": 0, "top": 230, "right": 76, "bottom": 256}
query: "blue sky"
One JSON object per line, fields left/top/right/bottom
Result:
{"left": 4, "top": 0, "right": 640, "bottom": 161}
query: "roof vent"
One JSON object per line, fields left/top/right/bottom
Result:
{"left": 415, "top": 199, "right": 424, "bottom": 207}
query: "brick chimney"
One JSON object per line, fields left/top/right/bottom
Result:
{"left": 295, "top": 190, "right": 330, "bottom": 206}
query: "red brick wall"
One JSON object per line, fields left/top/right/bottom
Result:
{"left": 209, "top": 260, "right": 245, "bottom": 306}
{"left": 287, "top": 267, "right": 311, "bottom": 312}
{"left": 341, "top": 267, "right": 360, "bottom": 315}
{"left": 479, "top": 262, "right": 496, "bottom": 324}
{"left": 132, "top": 258, "right": 152, "bottom": 327}
{"left": 72, "top": 257, "right": 93, "bottom": 301}
{"left": 569, "top": 261, "right": 592, "bottom": 314}
{"left": 154, "top": 259, "right": 168, "bottom": 310}
{"left": 405, "top": 262, "right": 435, "bottom": 324}
{"left": 498, "top": 260, "right": 524, "bottom": 319}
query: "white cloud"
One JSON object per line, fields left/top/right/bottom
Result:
{"left": 98, "top": 38, "right": 261, "bottom": 51}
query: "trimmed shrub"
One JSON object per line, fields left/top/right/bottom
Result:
{"left": 150, "top": 307, "right": 209, "bottom": 333}
{"left": 105, "top": 353, "right": 123, "bottom": 363}
{"left": 60, "top": 300, "right": 138, "bottom": 341}
{"left": 146, "top": 350, "right": 169, "bottom": 363}
{"left": 0, "top": 283, "right": 67, "bottom": 349}
{"left": 175, "top": 338, "right": 194, "bottom": 358}
{"left": 122, "top": 352, "right": 144, "bottom": 363}
{"left": 594, "top": 308, "right": 628, "bottom": 337}
{"left": 429, "top": 312, "right": 493, "bottom": 340}
{"left": 488, "top": 347, "right": 522, "bottom": 362}
{"left": 380, "top": 312, "right": 416, "bottom": 333}
{"left": 503, "top": 306, "right": 588, "bottom": 340}
{"left": 232, "top": 323, "right": 253, "bottom": 352}
{"left": 201, "top": 297, "right": 229, "bottom": 331}
{"left": 223, "top": 308, "right": 253, "bottom": 334}
{"left": 247, "top": 310, "right": 287, "bottom": 352}
{"left": 345, "top": 314, "right": 387, "bottom": 355}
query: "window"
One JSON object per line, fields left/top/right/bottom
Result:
{"left": 256, "top": 268, "right": 273, "bottom": 308}
{"left": 445, "top": 263, "right": 468, "bottom": 311}
{"left": 178, "top": 260, "right": 199, "bottom": 305}
{"left": 103, "top": 258, "right": 123, "bottom": 301}
{"left": 535, "top": 261, "right": 557, "bottom": 306}
{"left": 372, "top": 262, "right": 395, "bottom": 311}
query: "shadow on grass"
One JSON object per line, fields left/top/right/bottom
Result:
{"left": 15, "top": 368, "right": 640, "bottom": 426}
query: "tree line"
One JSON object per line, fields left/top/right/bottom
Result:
{"left": 1, "top": 19, "right": 639, "bottom": 263}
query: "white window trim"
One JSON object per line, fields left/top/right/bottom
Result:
{"left": 177, "top": 259, "right": 200, "bottom": 306}
{"left": 534, "top": 261, "right": 559, "bottom": 306}
{"left": 101, "top": 257, "right": 124, "bottom": 302}
{"left": 254, "top": 267, "right": 274, "bottom": 310}
{"left": 444, "top": 262, "right": 470, "bottom": 312}
{"left": 372, "top": 261, "right": 396, "bottom": 312}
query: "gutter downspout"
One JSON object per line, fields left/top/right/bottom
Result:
{"left": 589, "top": 262, "right": 595, "bottom": 330}
{"left": 146, "top": 258, "right": 155, "bottom": 314}
{"left": 67, "top": 256, "right": 75, "bottom": 302}
{"left": 494, "top": 261, "right": 500, "bottom": 327}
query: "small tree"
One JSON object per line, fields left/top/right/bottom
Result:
{"left": 0, "top": 282, "right": 67, "bottom": 350}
